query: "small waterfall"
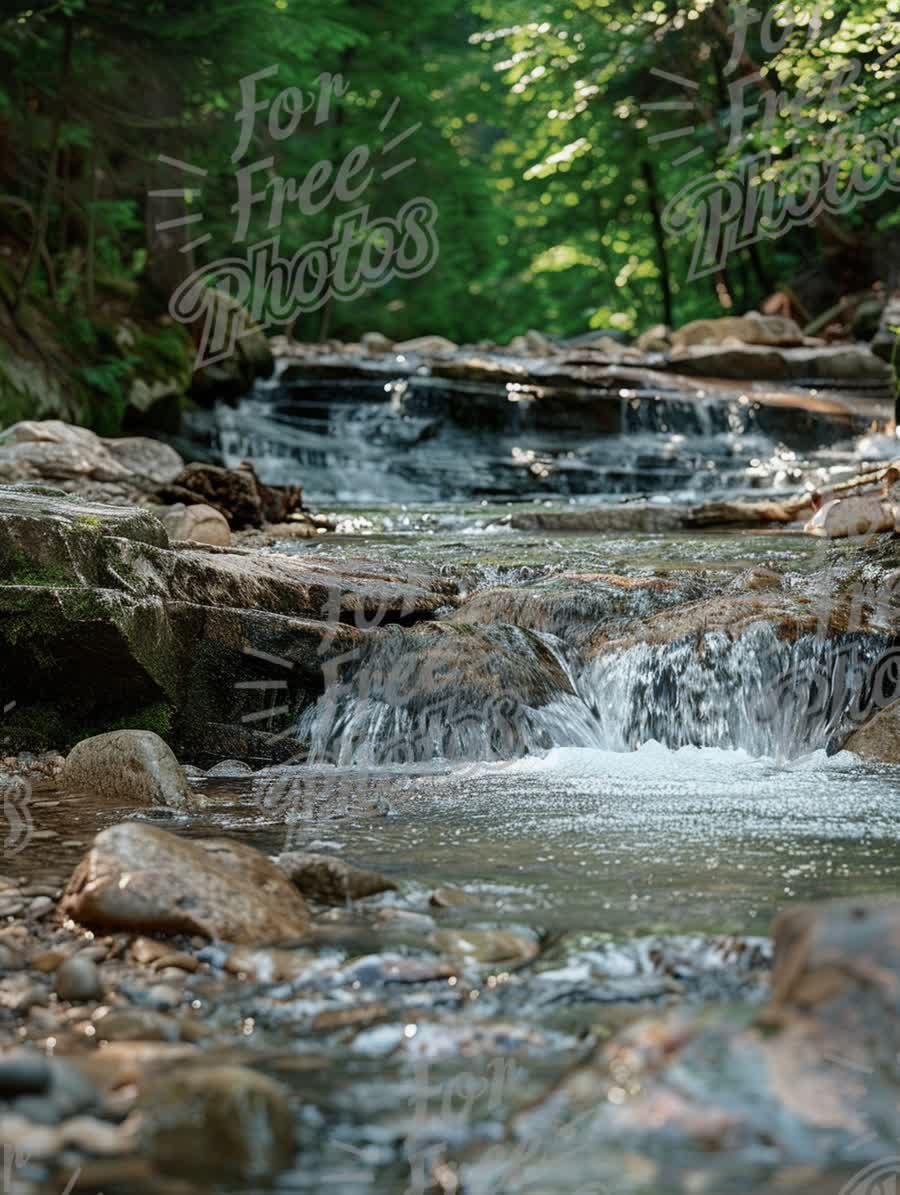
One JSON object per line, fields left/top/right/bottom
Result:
{"left": 297, "top": 623, "right": 605, "bottom": 766}
{"left": 581, "top": 627, "right": 894, "bottom": 759}
{"left": 298, "top": 612, "right": 895, "bottom": 766}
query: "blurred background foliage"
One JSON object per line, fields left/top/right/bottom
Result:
{"left": 0, "top": 0, "right": 896, "bottom": 363}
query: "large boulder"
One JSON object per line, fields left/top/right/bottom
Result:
{"left": 0, "top": 421, "right": 184, "bottom": 490}
{"left": 61, "top": 822, "right": 310, "bottom": 943}
{"left": 62, "top": 729, "right": 195, "bottom": 809}
{"left": 462, "top": 898, "right": 900, "bottom": 1194}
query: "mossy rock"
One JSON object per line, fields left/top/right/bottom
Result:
{"left": 0, "top": 585, "right": 178, "bottom": 750}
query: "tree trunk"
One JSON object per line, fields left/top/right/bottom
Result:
{"left": 640, "top": 160, "right": 673, "bottom": 326}
{"left": 16, "top": 17, "right": 72, "bottom": 309}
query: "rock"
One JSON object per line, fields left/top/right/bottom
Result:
{"left": 62, "top": 730, "right": 195, "bottom": 809}
{"left": 852, "top": 297, "right": 886, "bottom": 341}
{"left": 158, "top": 502, "right": 230, "bottom": 546}
{"left": 0, "top": 943, "right": 25, "bottom": 971}
{"left": 671, "top": 313, "right": 805, "bottom": 349}
{"left": 871, "top": 292, "right": 900, "bottom": 361}
{"left": 101, "top": 437, "right": 184, "bottom": 485}
{"left": 842, "top": 698, "right": 900, "bottom": 763}
{"left": 669, "top": 341, "right": 892, "bottom": 383}
{"left": 55, "top": 957, "right": 104, "bottom": 1002}
{"left": 159, "top": 461, "right": 302, "bottom": 529}
{"left": 433, "top": 928, "right": 539, "bottom": 964}
{"left": 803, "top": 495, "right": 894, "bottom": 538}
{"left": 206, "top": 759, "right": 253, "bottom": 777}
{"left": 393, "top": 335, "right": 458, "bottom": 354}
{"left": 511, "top": 505, "right": 687, "bottom": 534}
{"left": 430, "top": 886, "right": 482, "bottom": 910}
{"left": 28, "top": 896, "right": 53, "bottom": 918}
{"left": 0, "top": 1053, "right": 51, "bottom": 1096}
{"left": 138, "top": 1065, "right": 294, "bottom": 1182}
{"left": 361, "top": 331, "right": 394, "bottom": 353}
{"left": 524, "top": 329, "right": 558, "bottom": 355}
{"left": 276, "top": 852, "right": 398, "bottom": 904}
{"left": 636, "top": 323, "right": 671, "bottom": 352}
{"left": 94, "top": 1009, "right": 183, "bottom": 1043}
{"left": 61, "top": 822, "right": 310, "bottom": 943}
{"left": 0, "top": 421, "right": 183, "bottom": 492}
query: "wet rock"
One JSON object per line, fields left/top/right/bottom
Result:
{"left": 61, "top": 822, "right": 310, "bottom": 943}
{"left": 434, "top": 928, "right": 539, "bottom": 965}
{"left": 430, "top": 886, "right": 483, "bottom": 910}
{"left": 94, "top": 1008, "right": 183, "bottom": 1043}
{"left": 11, "top": 1056, "right": 99, "bottom": 1124}
{"left": 671, "top": 313, "right": 805, "bottom": 349}
{"left": 224, "top": 945, "right": 315, "bottom": 982}
{"left": 511, "top": 505, "right": 687, "bottom": 534}
{"left": 62, "top": 730, "right": 195, "bottom": 810}
{"left": 842, "top": 698, "right": 900, "bottom": 763}
{"left": 301, "top": 620, "right": 581, "bottom": 764}
{"left": 206, "top": 758, "right": 253, "bottom": 777}
{"left": 158, "top": 502, "right": 230, "bottom": 546}
{"left": 587, "top": 590, "right": 826, "bottom": 656}
{"left": 276, "top": 851, "right": 398, "bottom": 904}
{"left": 804, "top": 494, "right": 894, "bottom": 538}
{"left": 138, "top": 1065, "right": 294, "bottom": 1182}
{"left": 55, "top": 957, "right": 104, "bottom": 1003}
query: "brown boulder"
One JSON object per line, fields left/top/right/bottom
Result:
{"left": 61, "top": 822, "right": 310, "bottom": 943}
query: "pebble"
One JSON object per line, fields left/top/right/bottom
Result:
{"left": 55, "top": 957, "right": 104, "bottom": 1002}
{"left": 0, "top": 943, "right": 26, "bottom": 972}
{"left": 29, "top": 896, "right": 54, "bottom": 918}
{"left": 145, "top": 983, "right": 182, "bottom": 1010}
{"left": 0, "top": 1053, "right": 51, "bottom": 1096}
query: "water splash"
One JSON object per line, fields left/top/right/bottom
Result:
{"left": 298, "top": 619, "right": 892, "bottom": 766}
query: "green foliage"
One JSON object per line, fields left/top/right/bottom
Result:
{"left": 0, "top": 0, "right": 896, "bottom": 356}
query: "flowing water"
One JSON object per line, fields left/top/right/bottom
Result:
{"left": 42, "top": 372, "right": 897, "bottom": 1194}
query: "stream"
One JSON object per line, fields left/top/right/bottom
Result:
{"left": 16, "top": 366, "right": 900, "bottom": 1195}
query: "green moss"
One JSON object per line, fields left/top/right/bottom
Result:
{"left": 0, "top": 546, "right": 72, "bottom": 588}
{"left": 111, "top": 700, "right": 174, "bottom": 737}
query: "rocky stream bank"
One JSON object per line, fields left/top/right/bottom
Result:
{"left": 1, "top": 313, "right": 900, "bottom": 1194}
